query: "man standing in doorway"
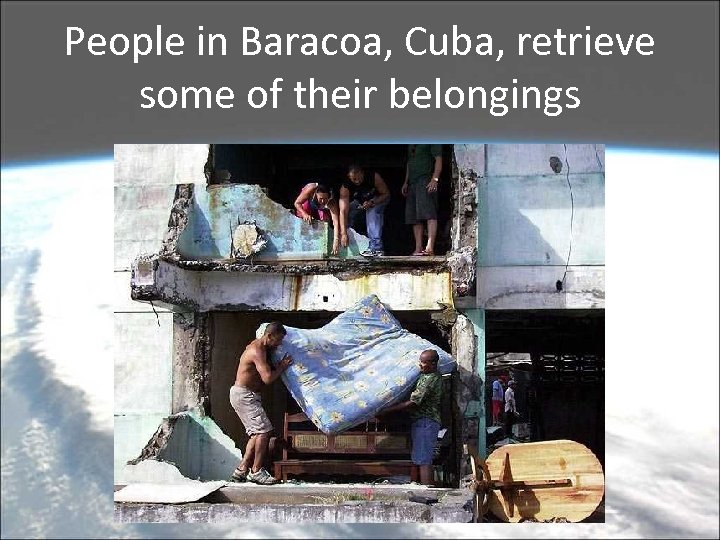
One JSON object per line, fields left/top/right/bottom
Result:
{"left": 491, "top": 376, "right": 505, "bottom": 426}
{"left": 377, "top": 349, "right": 443, "bottom": 486}
{"left": 504, "top": 379, "right": 518, "bottom": 439}
{"left": 402, "top": 144, "right": 442, "bottom": 256}
{"left": 229, "top": 322, "right": 293, "bottom": 485}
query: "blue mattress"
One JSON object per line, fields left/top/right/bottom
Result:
{"left": 258, "top": 294, "right": 455, "bottom": 434}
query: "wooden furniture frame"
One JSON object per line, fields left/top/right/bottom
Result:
{"left": 273, "top": 412, "right": 419, "bottom": 482}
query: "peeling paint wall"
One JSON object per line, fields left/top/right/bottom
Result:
{"left": 175, "top": 183, "right": 368, "bottom": 260}
{"left": 135, "top": 260, "right": 452, "bottom": 312}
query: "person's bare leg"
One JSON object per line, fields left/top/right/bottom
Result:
{"left": 238, "top": 435, "right": 256, "bottom": 472}
{"left": 413, "top": 223, "right": 424, "bottom": 253}
{"left": 425, "top": 219, "right": 438, "bottom": 254}
{"left": 419, "top": 465, "right": 434, "bottom": 486}
{"left": 252, "top": 432, "right": 271, "bottom": 472}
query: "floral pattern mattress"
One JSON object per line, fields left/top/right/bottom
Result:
{"left": 258, "top": 294, "right": 455, "bottom": 434}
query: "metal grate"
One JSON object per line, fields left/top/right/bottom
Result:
{"left": 536, "top": 354, "right": 604, "bottom": 384}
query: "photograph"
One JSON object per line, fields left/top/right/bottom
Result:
{"left": 113, "top": 143, "right": 605, "bottom": 523}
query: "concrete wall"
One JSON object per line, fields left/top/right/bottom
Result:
{"left": 156, "top": 410, "right": 244, "bottom": 481}
{"left": 114, "top": 144, "right": 210, "bottom": 186}
{"left": 176, "top": 183, "right": 369, "bottom": 260}
{"left": 455, "top": 143, "right": 605, "bottom": 310}
{"left": 141, "top": 260, "right": 453, "bottom": 312}
{"left": 114, "top": 144, "right": 210, "bottom": 483}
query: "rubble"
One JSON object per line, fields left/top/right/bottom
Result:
{"left": 230, "top": 221, "right": 268, "bottom": 258}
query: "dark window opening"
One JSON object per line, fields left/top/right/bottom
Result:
{"left": 485, "top": 310, "right": 605, "bottom": 465}
{"left": 208, "top": 144, "right": 454, "bottom": 256}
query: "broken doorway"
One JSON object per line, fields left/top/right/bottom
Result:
{"left": 207, "top": 309, "right": 458, "bottom": 485}
{"left": 207, "top": 144, "right": 454, "bottom": 256}
{"left": 485, "top": 310, "right": 605, "bottom": 464}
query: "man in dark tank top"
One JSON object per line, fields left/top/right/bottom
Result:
{"left": 339, "top": 164, "right": 391, "bottom": 256}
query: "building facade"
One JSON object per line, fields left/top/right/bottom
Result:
{"left": 114, "top": 143, "right": 605, "bottom": 485}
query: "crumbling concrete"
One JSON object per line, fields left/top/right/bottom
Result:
{"left": 448, "top": 146, "right": 479, "bottom": 299}
{"left": 128, "top": 409, "right": 243, "bottom": 481}
{"left": 447, "top": 247, "right": 477, "bottom": 298}
{"left": 160, "top": 184, "right": 194, "bottom": 257}
{"left": 451, "top": 315, "right": 482, "bottom": 477}
{"left": 172, "top": 312, "right": 210, "bottom": 414}
{"left": 116, "top": 460, "right": 226, "bottom": 504}
{"left": 174, "top": 183, "right": 368, "bottom": 260}
{"left": 130, "top": 258, "right": 453, "bottom": 312}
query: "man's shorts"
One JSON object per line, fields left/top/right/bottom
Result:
{"left": 405, "top": 179, "right": 439, "bottom": 224}
{"left": 229, "top": 385, "right": 273, "bottom": 436}
{"left": 492, "top": 399, "right": 502, "bottom": 417}
{"left": 411, "top": 417, "right": 441, "bottom": 465}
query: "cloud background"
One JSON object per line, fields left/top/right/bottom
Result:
{"left": 1, "top": 150, "right": 718, "bottom": 538}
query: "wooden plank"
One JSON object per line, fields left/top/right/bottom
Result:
{"left": 274, "top": 459, "right": 418, "bottom": 482}
{"left": 485, "top": 440, "right": 604, "bottom": 523}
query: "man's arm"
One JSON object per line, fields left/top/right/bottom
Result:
{"left": 327, "top": 199, "right": 341, "bottom": 254}
{"left": 378, "top": 378, "right": 428, "bottom": 417}
{"left": 253, "top": 348, "right": 293, "bottom": 385}
{"left": 338, "top": 185, "right": 350, "bottom": 246}
{"left": 293, "top": 184, "right": 315, "bottom": 223}
{"left": 363, "top": 173, "right": 390, "bottom": 209}
{"left": 377, "top": 399, "right": 415, "bottom": 417}
{"left": 427, "top": 156, "right": 442, "bottom": 193}
{"left": 401, "top": 162, "right": 410, "bottom": 197}
{"left": 432, "top": 156, "right": 442, "bottom": 179}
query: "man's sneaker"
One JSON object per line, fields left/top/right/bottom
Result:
{"left": 230, "top": 468, "right": 247, "bottom": 482}
{"left": 361, "top": 249, "right": 384, "bottom": 257}
{"left": 247, "top": 467, "right": 279, "bottom": 485}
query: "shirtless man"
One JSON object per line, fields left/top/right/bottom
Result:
{"left": 229, "top": 322, "right": 293, "bottom": 485}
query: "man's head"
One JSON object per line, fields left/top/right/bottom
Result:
{"left": 347, "top": 164, "right": 365, "bottom": 185}
{"left": 314, "top": 184, "right": 331, "bottom": 207}
{"left": 418, "top": 349, "right": 440, "bottom": 373}
{"left": 507, "top": 380, "right": 516, "bottom": 388}
{"left": 263, "top": 321, "right": 287, "bottom": 349}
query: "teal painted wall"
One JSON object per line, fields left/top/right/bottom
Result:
{"left": 477, "top": 144, "right": 605, "bottom": 267}
{"left": 176, "top": 183, "right": 368, "bottom": 260}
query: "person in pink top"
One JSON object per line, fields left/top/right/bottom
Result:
{"left": 294, "top": 182, "right": 342, "bottom": 255}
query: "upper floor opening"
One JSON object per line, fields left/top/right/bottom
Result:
{"left": 204, "top": 144, "right": 455, "bottom": 257}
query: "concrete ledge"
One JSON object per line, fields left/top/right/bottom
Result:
{"left": 115, "top": 498, "right": 473, "bottom": 523}
{"left": 132, "top": 259, "right": 453, "bottom": 312}
{"left": 114, "top": 484, "right": 473, "bottom": 523}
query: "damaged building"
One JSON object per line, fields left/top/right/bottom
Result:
{"left": 114, "top": 143, "right": 604, "bottom": 521}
